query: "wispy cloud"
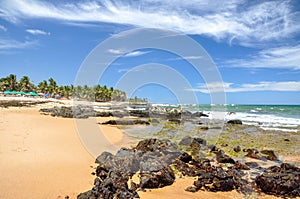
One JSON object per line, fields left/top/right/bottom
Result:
{"left": 0, "top": 39, "right": 36, "bottom": 50}
{"left": 223, "top": 44, "right": 300, "bottom": 70}
{"left": 188, "top": 81, "right": 300, "bottom": 93}
{"left": 0, "top": 25, "right": 7, "bottom": 32}
{"left": 124, "top": 51, "right": 149, "bottom": 57}
{"left": 26, "top": 29, "right": 50, "bottom": 35}
{"left": 0, "top": 0, "right": 299, "bottom": 46}
{"left": 108, "top": 49, "right": 150, "bottom": 57}
{"left": 169, "top": 56, "right": 203, "bottom": 61}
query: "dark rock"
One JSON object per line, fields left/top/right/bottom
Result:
{"left": 194, "top": 166, "right": 235, "bottom": 192}
{"left": 230, "top": 169, "right": 255, "bottom": 195}
{"left": 140, "top": 156, "right": 164, "bottom": 173}
{"left": 208, "top": 145, "right": 218, "bottom": 152}
{"left": 77, "top": 190, "right": 99, "bottom": 199}
{"left": 140, "top": 164, "right": 175, "bottom": 188}
{"left": 95, "top": 151, "right": 113, "bottom": 164}
{"left": 215, "top": 150, "right": 235, "bottom": 164}
{"left": 233, "top": 145, "right": 241, "bottom": 153}
{"left": 173, "top": 159, "right": 196, "bottom": 176}
{"left": 260, "top": 150, "right": 279, "bottom": 161}
{"left": 134, "top": 139, "right": 179, "bottom": 155}
{"left": 227, "top": 119, "right": 242, "bottom": 125}
{"left": 134, "top": 139, "right": 183, "bottom": 166}
{"left": 178, "top": 152, "right": 192, "bottom": 163}
{"left": 234, "top": 161, "right": 250, "bottom": 170}
{"left": 192, "top": 112, "right": 209, "bottom": 118}
{"left": 42, "top": 106, "right": 95, "bottom": 118}
{"left": 255, "top": 163, "right": 300, "bottom": 197}
{"left": 168, "top": 119, "right": 182, "bottom": 124}
{"left": 101, "top": 119, "right": 150, "bottom": 125}
{"left": 95, "top": 111, "right": 113, "bottom": 117}
{"left": 284, "top": 138, "right": 290, "bottom": 142}
{"left": 200, "top": 126, "right": 209, "bottom": 130}
{"left": 245, "top": 148, "right": 261, "bottom": 160}
{"left": 190, "top": 138, "right": 207, "bottom": 150}
{"left": 129, "top": 110, "right": 150, "bottom": 118}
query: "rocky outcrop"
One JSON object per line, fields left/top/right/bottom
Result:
{"left": 256, "top": 163, "right": 300, "bottom": 197}
{"left": 227, "top": 119, "right": 243, "bottom": 125}
{"left": 260, "top": 150, "right": 279, "bottom": 161}
{"left": 40, "top": 106, "right": 94, "bottom": 118}
{"left": 101, "top": 119, "right": 150, "bottom": 125}
{"left": 78, "top": 139, "right": 182, "bottom": 199}
{"left": 78, "top": 138, "right": 300, "bottom": 198}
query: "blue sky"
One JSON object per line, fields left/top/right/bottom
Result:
{"left": 0, "top": 0, "right": 299, "bottom": 104}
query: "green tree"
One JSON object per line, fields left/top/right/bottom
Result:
{"left": 48, "top": 78, "right": 57, "bottom": 96}
{"left": 19, "top": 76, "right": 34, "bottom": 92}
{"left": 2, "top": 74, "right": 18, "bottom": 91}
{"left": 37, "top": 80, "right": 48, "bottom": 93}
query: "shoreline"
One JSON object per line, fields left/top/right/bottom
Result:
{"left": 0, "top": 97, "right": 299, "bottom": 198}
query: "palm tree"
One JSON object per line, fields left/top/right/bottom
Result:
{"left": 0, "top": 77, "right": 9, "bottom": 91}
{"left": 48, "top": 78, "right": 57, "bottom": 96}
{"left": 0, "top": 74, "right": 18, "bottom": 91}
{"left": 38, "top": 80, "right": 48, "bottom": 93}
{"left": 19, "top": 76, "right": 34, "bottom": 92}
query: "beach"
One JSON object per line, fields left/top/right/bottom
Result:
{"left": 0, "top": 97, "right": 299, "bottom": 199}
{"left": 0, "top": 99, "right": 130, "bottom": 199}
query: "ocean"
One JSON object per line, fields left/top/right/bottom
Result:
{"left": 145, "top": 104, "right": 299, "bottom": 132}
{"left": 178, "top": 104, "right": 300, "bottom": 132}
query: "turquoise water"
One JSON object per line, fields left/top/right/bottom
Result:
{"left": 182, "top": 104, "right": 300, "bottom": 119}
{"left": 156, "top": 104, "right": 300, "bottom": 132}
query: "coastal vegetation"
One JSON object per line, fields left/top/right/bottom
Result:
{"left": 0, "top": 74, "right": 132, "bottom": 102}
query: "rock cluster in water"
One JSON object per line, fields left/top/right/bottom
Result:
{"left": 77, "top": 137, "right": 300, "bottom": 199}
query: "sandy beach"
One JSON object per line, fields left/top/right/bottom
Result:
{"left": 0, "top": 106, "right": 93, "bottom": 198}
{"left": 0, "top": 99, "right": 130, "bottom": 199}
{"left": 0, "top": 98, "right": 297, "bottom": 199}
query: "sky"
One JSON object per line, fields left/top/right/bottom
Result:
{"left": 0, "top": 0, "right": 299, "bottom": 104}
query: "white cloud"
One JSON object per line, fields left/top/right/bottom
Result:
{"left": 0, "top": 0, "right": 299, "bottom": 46}
{"left": 108, "top": 49, "right": 123, "bottom": 55}
{"left": 169, "top": 56, "right": 203, "bottom": 61}
{"left": 26, "top": 29, "right": 50, "bottom": 35}
{"left": 108, "top": 49, "right": 149, "bottom": 57}
{"left": 124, "top": 51, "right": 149, "bottom": 57}
{"left": 189, "top": 81, "right": 300, "bottom": 93}
{"left": 0, "top": 25, "right": 7, "bottom": 32}
{"left": 0, "top": 39, "right": 36, "bottom": 50}
{"left": 223, "top": 44, "right": 300, "bottom": 70}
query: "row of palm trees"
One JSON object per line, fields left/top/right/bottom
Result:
{"left": 0, "top": 74, "right": 128, "bottom": 102}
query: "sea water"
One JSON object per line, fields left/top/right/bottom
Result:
{"left": 181, "top": 104, "right": 300, "bottom": 132}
